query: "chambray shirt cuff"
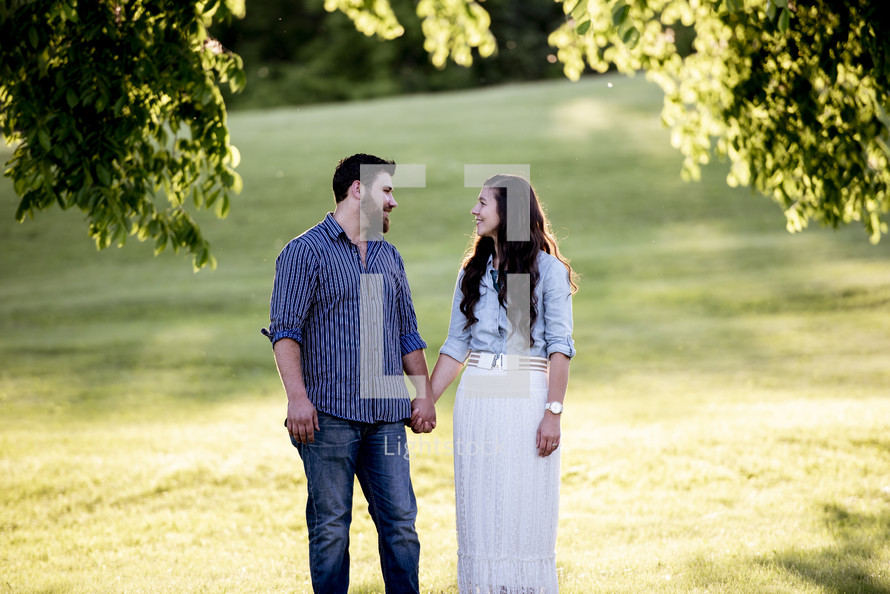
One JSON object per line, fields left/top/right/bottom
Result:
{"left": 438, "top": 339, "right": 470, "bottom": 364}
{"left": 261, "top": 327, "right": 303, "bottom": 346}
{"left": 546, "top": 337, "right": 576, "bottom": 359}
{"left": 399, "top": 332, "right": 427, "bottom": 356}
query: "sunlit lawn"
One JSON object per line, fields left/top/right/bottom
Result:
{"left": 2, "top": 74, "right": 889, "bottom": 593}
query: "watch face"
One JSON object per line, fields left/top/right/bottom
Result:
{"left": 547, "top": 401, "right": 563, "bottom": 414}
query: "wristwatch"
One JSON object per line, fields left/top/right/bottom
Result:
{"left": 544, "top": 401, "right": 563, "bottom": 414}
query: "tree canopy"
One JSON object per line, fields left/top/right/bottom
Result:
{"left": 545, "top": 0, "right": 890, "bottom": 242}
{"left": 2, "top": 0, "right": 888, "bottom": 271}
{"left": 1, "top": 0, "right": 245, "bottom": 270}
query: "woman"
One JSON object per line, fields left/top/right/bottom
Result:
{"left": 428, "top": 174, "right": 577, "bottom": 593}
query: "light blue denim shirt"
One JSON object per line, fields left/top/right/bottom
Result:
{"left": 439, "top": 251, "right": 575, "bottom": 362}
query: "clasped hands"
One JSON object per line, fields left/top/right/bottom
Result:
{"left": 408, "top": 381, "right": 437, "bottom": 434}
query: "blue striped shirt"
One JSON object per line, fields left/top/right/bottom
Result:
{"left": 262, "top": 213, "right": 427, "bottom": 423}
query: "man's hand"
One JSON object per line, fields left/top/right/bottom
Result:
{"left": 287, "top": 395, "right": 319, "bottom": 443}
{"left": 274, "top": 339, "right": 318, "bottom": 443}
{"left": 402, "top": 348, "right": 435, "bottom": 433}
{"left": 410, "top": 397, "right": 436, "bottom": 434}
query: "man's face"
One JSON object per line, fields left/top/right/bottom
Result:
{"left": 360, "top": 171, "right": 396, "bottom": 237}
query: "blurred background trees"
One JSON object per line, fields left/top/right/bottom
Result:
{"left": 210, "top": 0, "right": 576, "bottom": 108}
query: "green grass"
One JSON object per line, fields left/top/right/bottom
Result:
{"left": 2, "top": 74, "right": 889, "bottom": 593}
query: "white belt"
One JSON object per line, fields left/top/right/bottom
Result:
{"left": 466, "top": 351, "right": 549, "bottom": 372}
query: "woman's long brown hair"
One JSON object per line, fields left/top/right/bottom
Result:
{"left": 459, "top": 175, "right": 577, "bottom": 344}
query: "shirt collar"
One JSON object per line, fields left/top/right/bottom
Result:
{"left": 321, "top": 212, "right": 386, "bottom": 253}
{"left": 321, "top": 212, "right": 348, "bottom": 241}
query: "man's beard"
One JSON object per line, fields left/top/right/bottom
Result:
{"left": 361, "top": 200, "right": 388, "bottom": 239}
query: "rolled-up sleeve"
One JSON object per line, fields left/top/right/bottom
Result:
{"left": 262, "top": 239, "right": 319, "bottom": 346}
{"left": 439, "top": 269, "right": 472, "bottom": 363}
{"left": 542, "top": 260, "right": 576, "bottom": 359}
{"left": 395, "top": 252, "right": 428, "bottom": 356}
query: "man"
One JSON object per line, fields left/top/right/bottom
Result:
{"left": 262, "top": 154, "right": 436, "bottom": 593}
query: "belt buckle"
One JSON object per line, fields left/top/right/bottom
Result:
{"left": 500, "top": 354, "right": 519, "bottom": 371}
{"left": 476, "top": 353, "right": 496, "bottom": 369}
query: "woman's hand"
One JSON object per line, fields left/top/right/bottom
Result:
{"left": 536, "top": 411, "right": 561, "bottom": 457}
{"left": 409, "top": 397, "right": 436, "bottom": 433}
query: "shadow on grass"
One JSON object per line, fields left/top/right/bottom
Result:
{"left": 759, "top": 504, "right": 890, "bottom": 594}
{"left": 683, "top": 504, "right": 890, "bottom": 593}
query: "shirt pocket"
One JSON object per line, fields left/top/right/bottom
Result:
{"left": 474, "top": 284, "right": 502, "bottom": 340}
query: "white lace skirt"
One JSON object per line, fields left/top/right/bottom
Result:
{"left": 453, "top": 366, "right": 560, "bottom": 594}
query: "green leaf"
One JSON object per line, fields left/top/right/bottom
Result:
{"left": 62, "top": 2, "right": 78, "bottom": 22}
{"left": 778, "top": 8, "right": 790, "bottom": 32}
{"left": 576, "top": 19, "right": 591, "bottom": 35}
{"left": 621, "top": 25, "right": 641, "bottom": 48}
{"left": 38, "top": 129, "right": 51, "bottom": 151}
{"left": 612, "top": 2, "right": 630, "bottom": 27}
{"left": 216, "top": 194, "right": 230, "bottom": 218}
{"left": 14, "top": 175, "right": 28, "bottom": 197}
{"left": 66, "top": 90, "right": 78, "bottom": 109}
{"left": 230, "top": 172, "right": 243, "bottom": 194}
{"left": 96, "top": 163, "right": 111, "bottom": 187}
{"left": 571, "top": 0, "right": 587, "bottom": 21}
{"left": 230, "top": 69, "right": 247, "bottom": 93}
{"left": 195, "top": 246, "right": 210, "bottom": 270}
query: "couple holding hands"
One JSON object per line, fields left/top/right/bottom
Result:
{"left": 263, "top": 153, "right": 576, "bottom": 594}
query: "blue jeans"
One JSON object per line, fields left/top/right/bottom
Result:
{"left": 291, "top": 412, "right": 420, "bottom": 594}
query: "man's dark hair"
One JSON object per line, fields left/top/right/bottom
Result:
{"left": 332, "top": 153, "right": 396, "bottom": 203}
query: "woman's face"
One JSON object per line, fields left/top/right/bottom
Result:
{"left": 471, "top": 187, "right": 500, "bottom": 239}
